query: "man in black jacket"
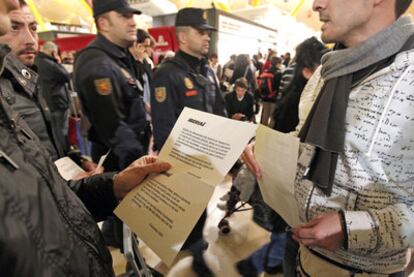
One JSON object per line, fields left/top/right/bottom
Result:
{"left": 224, "top": 77, "right": 254, "bottom": 121}
{"left": 129, "top": 28, "right": 153, "bottom": 116}
{"left": 73, "top": 0, "right": 149, "bottom": 249}
{"left": 0, "top": 2, "right": 171, "bottom": 277}
{"left": 35, "top": 41, "right": 71, "bottom": 155}
{"left": 74, "top": 0, "right": 148, "bottom": 172}
{"left": 0, "top": 0, "right": 63, "bottom": 159}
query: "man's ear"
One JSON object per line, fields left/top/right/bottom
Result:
{"left": 302, "top": 67, "right": 315, "bottom": 80}
{"left": 97, "top": 16, "right": 109, "bottom": 32}
{"left": 178, "top": 31, "right": 187, "bottom": 46}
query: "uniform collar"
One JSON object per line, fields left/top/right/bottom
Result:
{"left": 37, "top": 51, "right": 58, "bottom": 63}
{"left": 0, "top": 44, "right": 38, "bottom": 97}
{"left": 91, "top": 33, "right": 130, "bottom": 60}
{"left": 176, "top": 50, "right": 207, "bottom": 73}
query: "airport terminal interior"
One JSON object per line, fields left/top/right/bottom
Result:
{"left": 1, "top": 0, "right": 414, "bottom": 276}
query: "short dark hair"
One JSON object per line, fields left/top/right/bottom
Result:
{"left": 136, "top": 29, "right": 150, "bottom": 43}
{"left": 395, "top": 0, "right": 412, "bottom": 17}
{"left": 234, "top": 77, "right": 248, "bottom": 90}
{"left": 209, "top": 53, "right": 218, "bottom": 60}
{"left": 270, "top": 56, "right": 282, "bottom": 66}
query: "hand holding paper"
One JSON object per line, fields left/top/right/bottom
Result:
{"left": 115, "top": 107, "right": 257, "bottom": 266}
{"left": 241, "top": 141, "right": 262, "bottom": 179}
{"left": 113, "top": 155, "right": 171, "bottom": 200}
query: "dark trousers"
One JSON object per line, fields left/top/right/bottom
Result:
{"left": 283, "top": 232, "right": 299, "bottom": 277}
{"left": 181, "top": 210, "right": 207, "bottom": 251}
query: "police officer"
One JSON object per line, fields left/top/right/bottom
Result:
{"left": 73, "top": 0, "right": 149, "bottom": 249}
{"left": 74, "top": 0, "right": 148, "bottom": 172}
{"left": 151, "top": 7, "right": 226, "bottom": 276}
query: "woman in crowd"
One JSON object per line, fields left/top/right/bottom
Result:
{"left": 273, "top": 37, "right": 328, "bottom": 133}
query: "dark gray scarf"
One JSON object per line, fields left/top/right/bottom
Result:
{"left": 299, "top": 15, "right": 414, "bottom": 196}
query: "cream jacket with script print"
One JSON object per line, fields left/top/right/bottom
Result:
{"left": 293, "top": 49, "right": 414, "bottom": 274}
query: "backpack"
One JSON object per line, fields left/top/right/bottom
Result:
{"left": 257, "top": 71, "right": 277, "bottom": 100}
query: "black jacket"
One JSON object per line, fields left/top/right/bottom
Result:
{"left": 133, "top": 58, "right": 152, "bottom": 89}
{"left": 151, "top": 50, "right": 226, "bottom": 149}
{"left": 34, "top": 52, "right": 70, "bottom": 112}
{"left": 0, "top": 47, "right": 62, "bottom": 159}
{"left": 0, "top": 44, "right": 116, "bottom": 276}
{"left": 74, "top": 34, "right": 149, "bottom": 170}
{"left": 224, "top": 91, "right": 254, "bottom": 121}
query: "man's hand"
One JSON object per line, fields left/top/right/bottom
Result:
{"left": 113, "top": 155, "right": 171, "bottom": 200}
{"left": 129, "top": 41, "right": 146, "bottom": 62}
{"left": 52, "top": 51, "right": 62, "bottom": 64}
{"left": 232, "top": 113, "right": 245, "bottom": 120}
{"left": 292, "top": 213, "right": 345, "bottom": 251}
{"left": 240, "top": 141, "right": 262, "bottom": 178}
{"left": 81, "top": 160, "right": 102, "bottom": 173}
{"left": 72, "top": 160, "right": 104, "bottom": 181}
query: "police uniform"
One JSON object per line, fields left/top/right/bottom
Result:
{"left": 74, "top": 34, "right": 148, "bottom": 171}
{"left": 152, "top": 50, "right": 226, "bottom": 148}
{"left": 73, "top": 0, "right": 144, "bottom": 250}
{"left": 150, "top": 8, "right": 226, "bottom": 267}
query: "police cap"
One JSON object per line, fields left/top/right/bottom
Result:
{"left": 93, "top": 0, "right": 141, "bottom": 18}
{"left": 175, "top": 8, "right": 217, "bottom": 31}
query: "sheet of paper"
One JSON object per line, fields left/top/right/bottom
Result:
{"left": 157, "top": 107, "right": 257, "bottom": 185}
{"left": 116, "top": 173, "right": 214, "bottom": 266}
{"left": 115, "top": 107, "right": 257, "bottom": 266}
{"left": 54, "top": 157, "right": 85, "bottom": 181}
{"left": 97, "top": 150, "right": 110, "bottom": 169}
{"left": 255, "top": 124, "right": 301, "bottom": 227}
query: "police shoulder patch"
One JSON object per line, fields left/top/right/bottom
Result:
{"left": 94, "top": 78, "right": 112, "bottom": 95}
{"left": 184, "top": 77, "right": 194, "bottom": 89}
{"left": 155, "top": 87, "right": 167, "bottom": 103}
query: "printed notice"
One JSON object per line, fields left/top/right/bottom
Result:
{"left": 54, "top": 157, "right": 85, "bottom": 181}
{"left": 255, "top": 124, "right": 301, "bottom": 227}
{"left": 115, "top": 107, "right": 257, "bottom": 266}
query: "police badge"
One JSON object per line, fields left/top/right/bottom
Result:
{"left": 184, "top": 77, "right": 194, "bottom": 90}
{"left": 94, "top": 78, "right": 113, "bottom": 95}
{"left": 155, "top": 87, "right": 167, "bottom": 103}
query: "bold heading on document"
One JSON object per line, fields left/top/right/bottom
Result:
{"left": 188, "top": 118, "right": 206, "bottom": 127}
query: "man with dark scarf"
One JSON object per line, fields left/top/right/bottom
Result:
{"left": 150, "top": 7, "right": 226, "bottom": 277}
{"left": 242, "top": 0, "right": 414, "bottom": 276}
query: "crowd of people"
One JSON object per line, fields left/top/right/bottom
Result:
{"left": 0, "top": 0, "right": 413, "bottom": 276}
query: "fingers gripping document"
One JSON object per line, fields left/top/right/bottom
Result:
{"left": 115, "top": 108, "right": 257, "bottom": 266}
{"left": 255, "top": 125, "right": 301, "bottom": 227}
